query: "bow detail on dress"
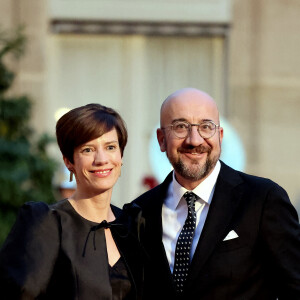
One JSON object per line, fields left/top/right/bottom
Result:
{"left": 82, "top": 220, "right": 127, "bottom": 257}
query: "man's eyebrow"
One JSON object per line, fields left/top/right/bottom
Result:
{"left": 171, "top": 118, "right": 188, "bottom": 123}
{"left": 171, "top": 118, "right": 213, "bottom": 124}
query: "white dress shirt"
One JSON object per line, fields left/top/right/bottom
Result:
{"left": 162, "top": 160, "right": 221, "bottom": 272}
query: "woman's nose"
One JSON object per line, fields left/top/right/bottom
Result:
{"left": 94, "top": 150, "right": 108, "bottom": 165}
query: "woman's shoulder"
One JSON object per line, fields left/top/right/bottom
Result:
{"left": 1, "top": 201, "right": 61, "bottom": 253}
{"left": 15, "top": 201, "right": 60, "bottom": 228}
{"left": 19, "top": 200, "right": 71, "bottom": 217}
{"left": 49, "top": 198, "right": 70, "bottom": 211}
{"left": 19, "top": 201, "right": 52, "bottom": 218}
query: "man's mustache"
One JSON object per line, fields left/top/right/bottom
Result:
{"left": 178, "top": 145, "right": 212, "bottom": 154}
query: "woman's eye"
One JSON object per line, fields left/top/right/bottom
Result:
{"left": 107, "top": 145, "right": 116, "bottom": 150}
{"left": 82, "top": 147, "right": 93, "bottom": 153}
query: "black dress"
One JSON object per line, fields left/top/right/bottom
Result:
{"left": 0, "top": 199, "right": 144, "bottom": 300}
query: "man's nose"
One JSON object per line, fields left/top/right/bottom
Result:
{"left": 185, "top": 126, "right": 204, "bottom": 146}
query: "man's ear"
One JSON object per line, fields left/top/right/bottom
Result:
{"left": 219, "top": 126, "right": 224, "bottom": 145}
{"left": 157, "top": 128, "right": 166, "bottom": 152}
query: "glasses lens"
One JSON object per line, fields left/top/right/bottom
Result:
{"left": 173, "top": 122, "right": 189, "bottom": 138}
{"left": 199, "top": 122, "right": 216, "bottom": 138}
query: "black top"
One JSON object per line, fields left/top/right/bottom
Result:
{"left": 109, "top": 257, "right": 131, "bottom": 300}
{"left": 0, "top": 199, "right": 144, "bottom": 300}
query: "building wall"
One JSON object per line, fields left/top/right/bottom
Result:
{"left": 229, "top": 0, "right": 300, "bottom": 208}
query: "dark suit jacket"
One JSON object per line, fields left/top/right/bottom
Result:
{"left": 133, "top": 161, "right": 300, "bottom": 300}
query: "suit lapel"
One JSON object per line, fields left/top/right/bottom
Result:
{"left": 141, "top": 173, "right": 175, "bottom": 287}
{"left": 187, "top": 162, "right": 244, "bottom": 283}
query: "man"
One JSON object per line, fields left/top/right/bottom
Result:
{"left": 133, "top": 88, "right": 300, "bottom": 299}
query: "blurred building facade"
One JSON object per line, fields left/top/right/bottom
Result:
{"left": 1, "top": 0, "right": 300, "bottom": 210}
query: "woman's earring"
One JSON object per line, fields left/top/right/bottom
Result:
{"left": 120, "top": 163, "right": 123, "bottom": 177}
{"left": 69, "top": 171, "right": 73, "bottom": 182}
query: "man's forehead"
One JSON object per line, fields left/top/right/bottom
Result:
{"left": 171, "top": 117, "right": 214, "bottom": 123}
{"left": 160, "top": 89, "right": 219, "bottom": 125}
{"left": 162, "top": 97, "right": 217, "bottom": 120}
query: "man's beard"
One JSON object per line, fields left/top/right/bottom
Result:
{"left": 167, "top": 144, "right": 220, "bottom": 181}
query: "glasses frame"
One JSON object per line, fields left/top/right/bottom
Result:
{"left": 162, "top": 120, "right": 220, "bottom": 139}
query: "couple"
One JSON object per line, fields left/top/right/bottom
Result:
{"left": 0, "top": 88, "right": 300, "bottom": 299}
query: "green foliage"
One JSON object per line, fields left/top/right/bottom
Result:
{"left": 0, "top": 27, "right": 57, "bottom": 245}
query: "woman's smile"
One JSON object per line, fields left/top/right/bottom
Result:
{"left": 90, "top": 168, "right": 113, "bottom": 178}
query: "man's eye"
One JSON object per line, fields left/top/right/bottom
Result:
{"left": 200, "top": 123, "right": 213, "bottom": 130}
{"left": 175, "top": 123, "right": 188, "bottom": 130}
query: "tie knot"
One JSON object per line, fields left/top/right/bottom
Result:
{"left": 183, "top": 191, "right": 196, "bottom": 208}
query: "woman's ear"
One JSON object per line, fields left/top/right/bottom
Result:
{"left": 63, "top": 156, "right": 73, "bottom": 171}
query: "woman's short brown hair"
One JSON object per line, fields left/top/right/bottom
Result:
{"left": 56, "top": 103, "right": 127, "bottom": 163}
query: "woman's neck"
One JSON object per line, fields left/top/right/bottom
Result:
{"left": 68, "top": 190, "right": 115, "bottom": 223}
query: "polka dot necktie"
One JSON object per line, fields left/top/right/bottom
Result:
{"left": 173, "top": 191, "right": 197, "bottom": 293}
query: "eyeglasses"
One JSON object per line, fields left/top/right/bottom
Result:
{"left": 162, "top": 120, "right": 220, "bottom": 139}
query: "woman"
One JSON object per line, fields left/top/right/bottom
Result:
{"left": 0, "top": 104, "right": 144, "bottom": 299}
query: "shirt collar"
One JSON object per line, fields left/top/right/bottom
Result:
{"left": 168, "top": 160, "right": 221, "bottom": 209}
